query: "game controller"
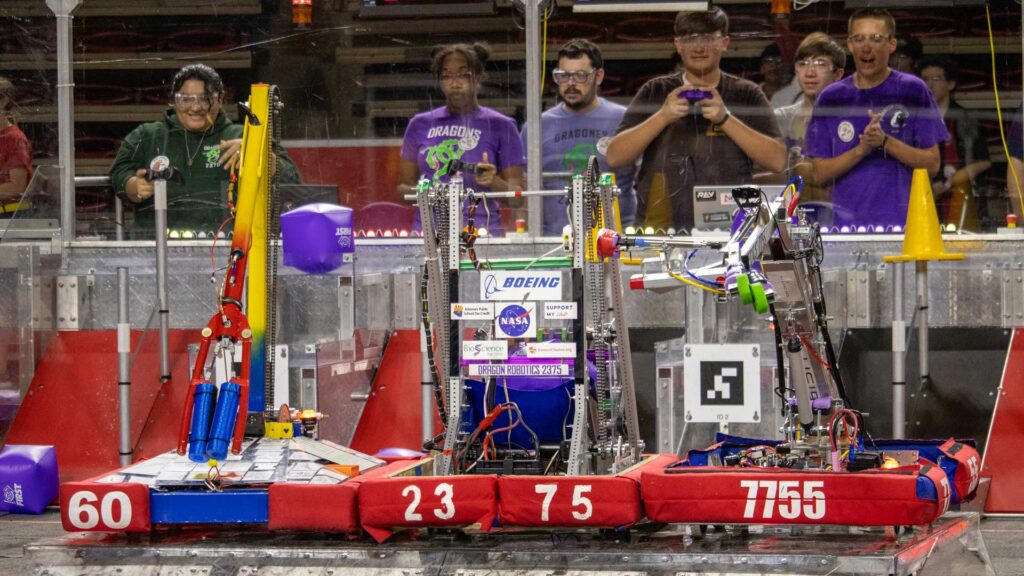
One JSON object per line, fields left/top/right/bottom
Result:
{"left": 450, "top": 158, "right": 486, "bottom": 176}
{"left": 679, "top": 89, "right": 712, "bottom": 103}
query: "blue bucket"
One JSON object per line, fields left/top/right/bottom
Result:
{"left": 464, "top": 376, "right": 573, "bottom": 449}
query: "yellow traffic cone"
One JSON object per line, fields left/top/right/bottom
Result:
{"left": 883, "top": 168, "right": 964, "bottom": 263}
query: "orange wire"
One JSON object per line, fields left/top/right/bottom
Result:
{"left": 798, "top": 334, "right": 832, "bottom": 370}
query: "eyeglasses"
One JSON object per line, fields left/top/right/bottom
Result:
{"left": 552, "top": 68, "right": 597, "bottom": 85}
{"left": 174, "top": 93, "right": 213, "bottom": 109}
{"left": 795, "top": 58, "right": 835, "bottom": 71}
{"left": 849, "top": 33, "right": 890, "bottom": 46}
{"left": 440, "top": 71, "right": 473, "bottom": 83}
{"left": 679, "top": 33, "right": 723, "bottom": 47}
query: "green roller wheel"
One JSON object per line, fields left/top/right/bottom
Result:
{"left": 736, "top": 273, "right": 753, "bottom": 305}
{"left": 751, "top": 282, "right": 769, "bottom": 314}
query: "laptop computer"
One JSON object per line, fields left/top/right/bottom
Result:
{"left": 691, "top": 185, "right": 785, "bottom": 231}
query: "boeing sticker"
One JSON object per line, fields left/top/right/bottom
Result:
{"left": 481, "top": 270, "right": 562, "bottom": 301}
{"left": 494, "top": 303, "right": 537, "bottom": 339}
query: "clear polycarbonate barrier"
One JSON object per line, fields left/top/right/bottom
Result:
{"left": 0, "top": 1, "right": 1019, "bottom": 242}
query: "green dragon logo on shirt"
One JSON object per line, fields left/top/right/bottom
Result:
{"left": 563, "top": 142, "right": 598, "bottom": 176}
{"left": 204, "top": 147, "right": 220, "bottom": 167}
{"left": 426, "top": 138, "right": 465, "bottom": 179}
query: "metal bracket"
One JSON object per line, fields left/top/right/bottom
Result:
{"left": 1001, "top": 267, "right": 1024, "bottom": 327}
{"left": 846, "top": 268, "right": 872, "bottom": 328}
{"left": 56, "top": 274, "right": 88, "bottom": 330}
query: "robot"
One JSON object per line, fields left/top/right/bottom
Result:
{"left": 415, "top": 156, "right": 642, "bottom": 476}
{"left": 596, "top": 180, "right": 874, "bottom": 471}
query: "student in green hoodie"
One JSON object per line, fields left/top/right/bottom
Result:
{"left": 110, "top": 63, "right": 299, "bottom": 238}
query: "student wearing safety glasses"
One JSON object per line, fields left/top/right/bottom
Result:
{"left": 805, "top": 8, "right": 948, "bottom": 230}
{"left": 110, "top": 64, "right": 300, "bottom": 238}
{"left": 774, "top": 32, "right": 846, "bottom": 204}
{"left": 606, "top": 7, "right": 785, "bottom": 233}
{"left": 520, "top": 38, "right": 636, "bottom": 236}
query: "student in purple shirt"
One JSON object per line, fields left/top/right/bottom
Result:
{"left": 805, "top": 8, "right": 948, "bottom": 229}
{"left": 397, "top": 42, "right": 524, "bottom": 236}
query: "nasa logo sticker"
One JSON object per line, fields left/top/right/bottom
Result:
{"left": 495, "top": 304, "right": 536, "bottom": 338}
{"left": 596, "top": 136, "right": 611, "bottom": 156}
{"left": 837, "top": 121, "right": 855, "bottom": 143}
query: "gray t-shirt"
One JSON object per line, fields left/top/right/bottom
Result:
{"left": 616, "top": 72, "right": 781, "bottom": 230}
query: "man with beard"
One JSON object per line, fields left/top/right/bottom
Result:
{"left": 805, "top": 8, "right": 948, "bottom": 230}
{"left": 607, "top": 7, "right": 785, "bottom": 232}
{"left": 521, "top": 39, "right": 635, "bottom": 235}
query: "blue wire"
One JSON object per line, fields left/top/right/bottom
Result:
{"left": 684, "top": 248, "right": 724, "bottom": 289}
{"left": 786, "top": 175, "right": 804, "bottom": 199}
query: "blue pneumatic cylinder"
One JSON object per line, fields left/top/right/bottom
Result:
{"left": 205, "top": 382, "right": 241, "bottom": 461}
{"left": 188, "top": 383, "right": 217, "bottom": 463}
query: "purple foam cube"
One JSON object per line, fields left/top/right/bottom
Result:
{"left": 0, "top": 445, "right": 58, "bottom": 514}
{"left": 281, "top": 202, "right": 354, "bottom": 275}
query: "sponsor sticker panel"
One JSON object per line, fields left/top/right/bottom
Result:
{"left": 481, "top": 271, "right": 562, "bottom": 302}
{"left": 543, "top": 302, "right": 578, "bottom": 320}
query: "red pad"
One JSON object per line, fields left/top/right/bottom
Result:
{"left": 939, "top": 439, "right": 981, "bottom": 502}
{"left": 268, "top": 459, "right": 414, "bottom": 533}
{"left": 60, "top": 468, "right": 151, "bottom": 532}
{"left": 984, "top": 328, "right": 1024, "bottom": 513}
{"left": 358, "top": 466, "right": 498, "bottom": 542}
{"left": 269, "top": 483, "right": 359, "bottom": 533}
{"left": 499, "top": 476, "right": 638, "bottom": 528}
{"left": 642, "top": 464, "right": 949, "bottom": 526}
{"left": 497, "top": 454, "right": 678, "bottom": 528}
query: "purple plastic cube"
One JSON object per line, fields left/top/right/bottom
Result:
{"left": 0, "top": 445, "right": 58, "bottom": 514}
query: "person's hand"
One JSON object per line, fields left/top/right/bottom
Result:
{"left": 475, "top": 152, "right": 497, "bottom": 187}
{"left": 132, "top": 168, "right": 154, "bottom": 202}
{"left": 698, "top": 87, "right": 729, "bottom": 126}
{"left": 218, "top": 138, "right": 242, "bottom": 171}
{"left": 659, "top": 86, "right": 690, "bottom": 123}
{"left": 859, "top": 109, "right": 886, "bottom": 150}
{"left": 931, "top": 177, "right": 951, "bottom": 196}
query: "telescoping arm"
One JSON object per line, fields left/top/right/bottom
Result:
{"left": 177, "top": 85, "right": 274, "bottom": 457}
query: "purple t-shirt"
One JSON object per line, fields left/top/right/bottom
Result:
{"left": 402, "top": 106, "right": 524, "bottom": 235}
{"left": 805, "top": 70, "right": 949, "bottom": 228}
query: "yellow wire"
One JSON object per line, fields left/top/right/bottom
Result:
{"left": 987, "top": 4, "right": 1023, "bottom": 213}
{"left": 783, "top": 182, "right": 796, "bottom": 201}
{"left": 669, "top": 271, "right": 725, "bottom": 294}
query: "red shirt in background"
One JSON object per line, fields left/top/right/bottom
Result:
{"left": 0, "top": 123, "right": 32, "bottom": 187}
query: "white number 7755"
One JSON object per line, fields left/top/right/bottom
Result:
{"left": 740, "top": 479, "right": 825, "bottom": 520}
